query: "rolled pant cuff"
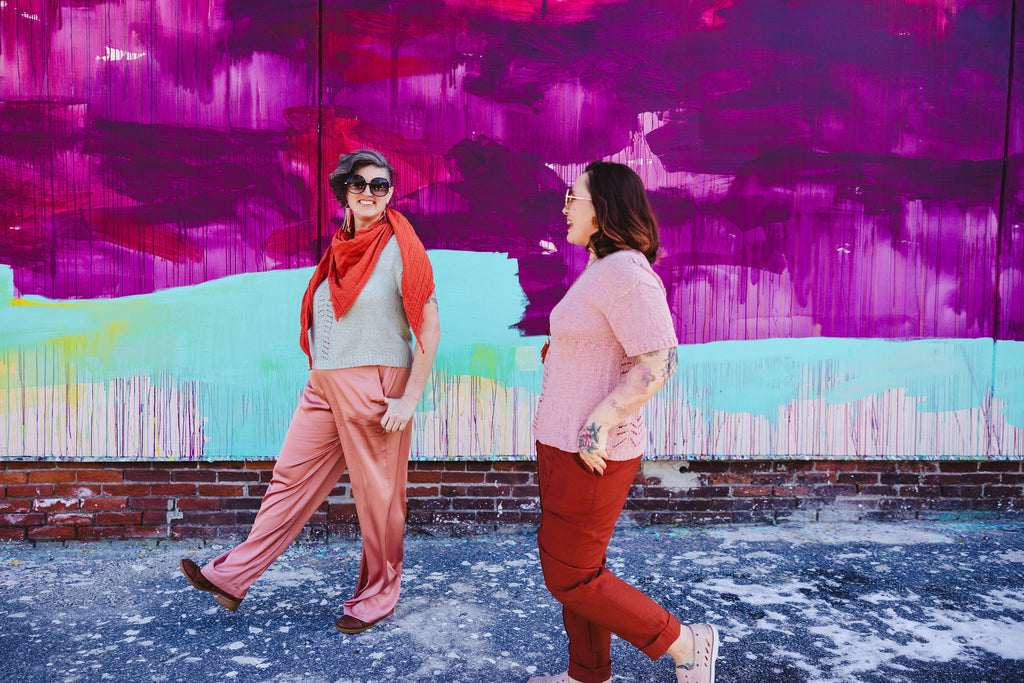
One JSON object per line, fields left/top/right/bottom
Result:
{"left": 568, "top": 661, "right": 612, "bottom": 683}
{"left": 640, "top": 616, "right": 682, "bottom": 661}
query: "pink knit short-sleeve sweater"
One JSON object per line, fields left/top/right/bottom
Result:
{"left": 533, "top": 249, "right": 678, "bottom": 461}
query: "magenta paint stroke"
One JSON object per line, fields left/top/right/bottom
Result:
{"left": 0, "top": 0, "right": 1020, "bottom": 341}
{"left": 997, "top": 0, "right": 1023, "bottom": 340}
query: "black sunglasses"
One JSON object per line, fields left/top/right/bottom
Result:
{"left": 345, "top": 174, "right": 391, "bottom": 197}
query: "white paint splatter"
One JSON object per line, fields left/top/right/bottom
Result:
{"left": 709, "top": 523, "right": 953, "bottom": 547}
{"left": 230, "top": 656, "right": 270, "bottom": 668}
{"left": 33, "top": 498, "right": 79, "bottom": 511}
{"left": 809, "top": 608, "right": 1024, "bottom": 679}
{"left": 998, "top": 550, "right": 1024, "bottom": 563}
{"left": 96, "top": 46, "right": 147, "bottom": 62}
{"left": 694, "top": 578, "right": 818, "bottom": 606}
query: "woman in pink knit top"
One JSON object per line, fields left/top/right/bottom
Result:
{"left": 529, "top": 162, "right": 720, "bottom": 683}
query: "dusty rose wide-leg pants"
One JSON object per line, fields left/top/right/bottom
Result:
{"left": 536, "top": 442, "right": 681, "bottom": 683}
{"left": 202, "top": 366, "right": 411, "bottom": 622}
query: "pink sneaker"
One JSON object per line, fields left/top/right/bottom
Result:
{"left": 676, "top": 624, "right": 720, "bottom": 683}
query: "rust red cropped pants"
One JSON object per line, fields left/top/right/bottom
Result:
{"left": 536, "top": 442, "right": 681, "bottom": 683}
{"left": 202, "top": 366, "right": 411, "bottom": 623}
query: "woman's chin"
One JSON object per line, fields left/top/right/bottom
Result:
{"left": 350, "top": 207, "right": 383, "bottom": 223}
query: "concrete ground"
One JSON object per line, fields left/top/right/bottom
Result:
{"left": 1, "top": 521, "right": 1023, "bottom": 682}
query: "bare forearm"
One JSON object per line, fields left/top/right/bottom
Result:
{"left": 380, "top": 296, "right": 440, "bottom": 432}
{"left": 578, "top": 346, "right": 678, "bottom": 453}
{"left": 402, "top": 298, "right": 440, "bottom": 405}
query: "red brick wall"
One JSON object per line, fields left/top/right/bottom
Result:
{"left": 1, "top": 459, "right": 1022, "bottom": 542}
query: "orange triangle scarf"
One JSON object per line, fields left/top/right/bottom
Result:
{"left": 299, "top": 208, "right": 434, "bottom": 367}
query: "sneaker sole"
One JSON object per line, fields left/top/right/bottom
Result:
{"left": 708, "top": 624, "right": 720, "bottom": 681}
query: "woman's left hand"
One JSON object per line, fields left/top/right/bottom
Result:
{"left": 381, "top": 396, "right": 415, "bottom": 432}
{"left": 577, "top": 421, "right": 610, "bottom": 475}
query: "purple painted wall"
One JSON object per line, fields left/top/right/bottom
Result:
{"left": 999, "top": 0, "right": 1023, "bottom": 339}
{"left": 1, "top": 0, "right": 1021, "bottom": 342}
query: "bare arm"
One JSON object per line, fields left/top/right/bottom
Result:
{"left": 577, "top": 345, "right": 678, "bottom": 474}
{"left": 381, "top": 294, "right": 441, "bottom": 432}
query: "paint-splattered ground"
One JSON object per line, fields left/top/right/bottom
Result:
{"left": 1, "top": 522, "right": 1023, "bottom": 682}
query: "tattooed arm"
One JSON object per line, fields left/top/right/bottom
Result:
{"left": 577, "top": 345, "right": 678, "bottom": 474}
{"left": 382, "top": 294, "right": 441, "bottom": 432}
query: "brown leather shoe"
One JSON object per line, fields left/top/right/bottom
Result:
{"left": 334, "top": 609, "right": 394, "bottom": 634}
{"left": 179, "top": 558, "right": 243, "bottom": 611}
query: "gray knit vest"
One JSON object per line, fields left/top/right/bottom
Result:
{"left": 309, "top": 237, "right": 414, "bottom": 369}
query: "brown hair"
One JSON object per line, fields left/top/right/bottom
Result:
{"left": 584, "top": 161, "right": 660, "bottom": 264}
{"left": 327, "top": 148, "right": 395, "bottom": 204}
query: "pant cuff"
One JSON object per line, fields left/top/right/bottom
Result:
{"left": 640, "top": 614, "right": 682, "bottom": 661}
{"left": 568, "top": 661, "right": 612, "bottom": 683}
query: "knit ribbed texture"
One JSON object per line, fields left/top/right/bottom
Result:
{"left": 533, "top": 250, "right": 678, "bottom": 461}
{"left": 299, "top": 209, "right": 433, "bottom": 367}
{"left": 310, "top": 237, "right": 413, "bottom": 370}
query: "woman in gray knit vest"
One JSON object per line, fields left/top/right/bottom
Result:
{"left": 180, "top": 149, "right": 440, "bottom": 634}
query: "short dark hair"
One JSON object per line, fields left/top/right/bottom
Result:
{"left": 327, "top": 149, "right": 395, "bottom": 203}
{"left": 584, "top": 161, "right": 660, "bottom": 264}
